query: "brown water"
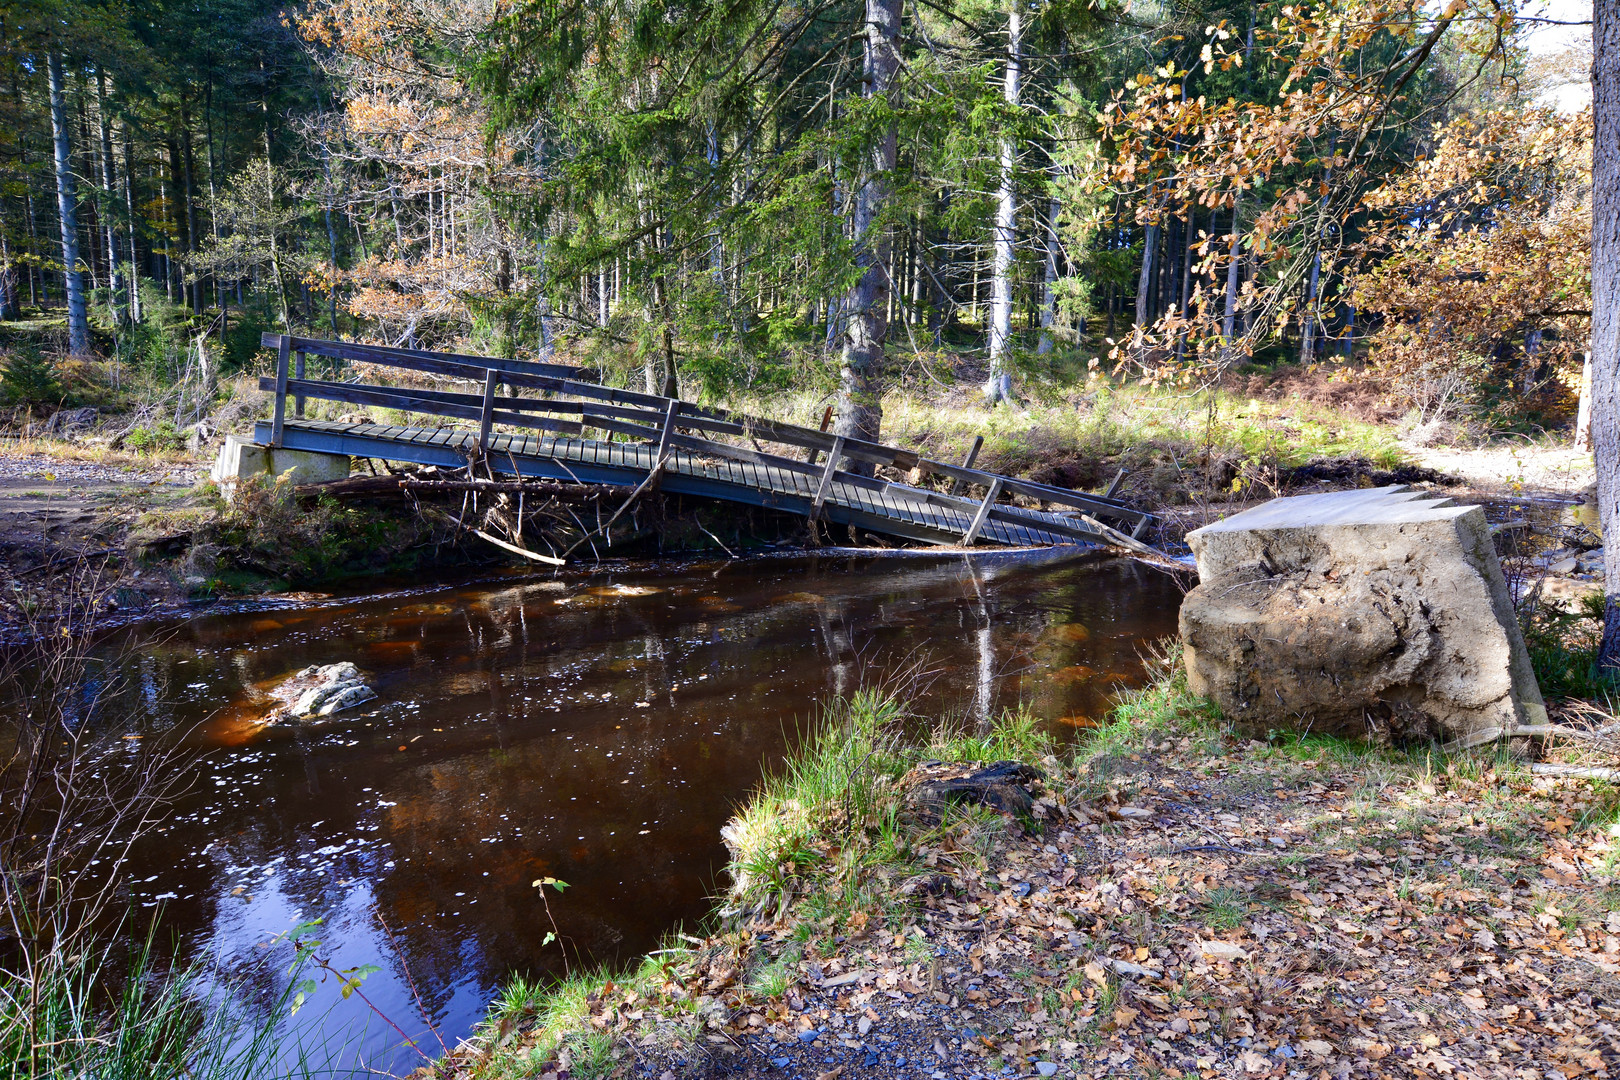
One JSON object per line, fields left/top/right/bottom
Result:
{"left": 88, "top": 549, "right": 1182, "bottom": 1073}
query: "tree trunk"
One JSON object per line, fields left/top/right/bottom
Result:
{"left": 121, "top": 131, "right": 141, "bottom": 322}
{"left": 836, "top": 0, "right": 901, "bottom": 450}
{"left": 94, "top": 70, "right": 124, "bottom": 328}
{"left": 180, "top": 99, "right": 202, "bottom": 313}
{"left": 1133, "top": 220, "right": 1157, "bottom": 353}
{"left": 1037, "top": 191, "right": 1059, "bottom": 355}
{"left": 1222, "top": 188, "right": 1242, "bottom": 343}
{"left": 0, "top": 231, "right": 15, "bottom": 320}
{"left": 1299, "top": 250, "right": 1321, "bottom": 363}
{"left": 47, "top": 53, "right": 90, "bottom": 354}
{"left": 985, "top": 5, "right": 1021, "bottom": 404}
{"left": 1594, "top": 0, "right": 1620, "bottom": 671}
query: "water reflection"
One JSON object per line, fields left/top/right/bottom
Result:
{"left": 91, "top": 549, "right": 1182, "bottom": 1073}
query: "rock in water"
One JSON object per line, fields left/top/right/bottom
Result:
{"left": 1179, "top": 486, "right": 1546, "bottom": 746}
{"left": 270, "top": 662, "right": 376, "bottom": 721}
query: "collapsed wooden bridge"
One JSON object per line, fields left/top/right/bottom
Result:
{"left": 255, "top": 333, "right": 1152, "bottom": 553}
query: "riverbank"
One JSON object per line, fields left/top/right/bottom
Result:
{"left": 431, "top": 660, "right": 1620, "bottom": 1080}
{"left": 0, "top": 363, "right": 1595, "bottom": 626}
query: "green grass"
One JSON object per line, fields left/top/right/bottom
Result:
{"left": 1198, "top": 887, "right": 1250, "bottom": 931}
{"left": 0, "top": 927, "right": 315, "bottom": 1080}
{"left": 723, "top": 378, "right": 1406, "bottom": 508}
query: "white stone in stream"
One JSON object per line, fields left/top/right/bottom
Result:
{"left": 1180, "top": 485, "right": 1546, "bottom": 747}
{"left": 280, "top": 662, "right": 375, "bottom": 719}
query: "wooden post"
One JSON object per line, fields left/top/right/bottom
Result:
{"left": 811, "top": 434, "right": 846, "bottom": 516}
{"left": 962, "top": 476, "right": 1003, "bottom": 545}
{"left": 655, "top": 399, "right": 679, "bottom": 465}
{"left": 805, "top": 405, "right": 835, "bottom": 464}
{"left": 294, "top": 350, "right": 306, "bottom": 418}
{"left": 1105, "top": 467, "right": 1127, "bottom": 499}
{"left": 949, "top": 435, "right": 984, "bottom": 495}
{"left": 270, "top": 334, "right": 290, "bottom": 447}
{"left": 478, "top": 368, "right": 499, "bottom": 452}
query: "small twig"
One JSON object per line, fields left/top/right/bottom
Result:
{"left": 692, "top": 513, "right": 736, "bottom": 557}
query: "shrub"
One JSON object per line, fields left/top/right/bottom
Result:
{"left": 0, "top": 350, "right": 61, "bottom": 409}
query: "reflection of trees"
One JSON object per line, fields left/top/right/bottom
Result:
{"left": 79, "top": 553, "right": 1187, "bottom": 1038}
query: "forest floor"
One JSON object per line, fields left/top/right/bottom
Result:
{"left": 424, "top": 670, "right": 1620, "bottom": 1080}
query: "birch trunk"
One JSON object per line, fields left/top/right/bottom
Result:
{"left": 94, "top": 70, "right": 123, "bottom": 326}
{"left": 1221, "top": 188, "right": 1242, "bottom": 343}
{"left": 120, "top": 132, "right": 141, "bottom": 322}
{"left": 985, "top": 5, "right": 1021, "bottom": 404}
{"left": 835, "top": 0, "right": 901, "bottom": 451}
{"left": 1592, "top": 0, "right": 1620, "bottom": 670}
{"left": 47, "top": 52, "right": 89, "bottom": 354}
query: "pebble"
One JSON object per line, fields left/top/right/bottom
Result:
{"left": 769, "top": 1056, "right": 790, "bottom": 1068}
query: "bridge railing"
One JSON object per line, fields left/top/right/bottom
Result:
{"left": 260, "top": 334, "right": 1152, "bottom": 542}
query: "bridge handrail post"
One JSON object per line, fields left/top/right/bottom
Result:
{"left": 294, "top": 350, "right": 306, "bottom": 419}
{"left": 948, "top": 435, "right": 984, "bottom": 496}
{"left": 270, "top": 335, "right": 290, "bottom": 447}
{"left": 478, "top": 369, "right": 500, "bottom": 452}
{"left": 962, "top": 476, "right": 1004, "bottom": 545}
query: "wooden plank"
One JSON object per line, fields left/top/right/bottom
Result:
{"left": 962, "top": 478, "right": 1004, "bottom": 545}
{"left": 260, "top": 332, "right": 583, "bottom": 380}
{"left": 918, "top": 458, "right": 1148, "bottom": 523}
{"left": 811, "top": 435, "right": 845, "bottom": 516}
{"left": 294, "top": 351, "right": 306, "bottom": 419}
{"left": 948, "top": 436, "right": 983, "bottom": 496}
{"left": 271, "top": 335, "right": 290, "bottom": 447}
{"left": 255, "top": 378, "right": 587, "bottom": 437}
{"left": 478, "top": 369, "right": 499, "bottom": 451}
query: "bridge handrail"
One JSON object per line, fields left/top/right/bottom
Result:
{"left": 261, "top": 333, "right": 1149, "bottom": 529}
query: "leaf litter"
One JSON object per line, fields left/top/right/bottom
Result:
{"left": 427, "top": 706, "right": 1620, "bottom": 1080}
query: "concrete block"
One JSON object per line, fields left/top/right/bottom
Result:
{"left": 1179, "top": 485, "right": 1545, "bottom": 745}
{"left": 210, "top": 434, "right": 349, "bottom": 500}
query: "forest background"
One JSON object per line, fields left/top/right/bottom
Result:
{"left": 0, "top": 0, "right": 1597, "bottom": 446}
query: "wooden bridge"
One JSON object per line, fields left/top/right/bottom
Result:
{"left": 254, "top": 333, "right": 1152, "bottom": 551}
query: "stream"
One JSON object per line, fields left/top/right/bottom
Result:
{"left": 84, "top": 548, "right": 1183, "bottom": 1074}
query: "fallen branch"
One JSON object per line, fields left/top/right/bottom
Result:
{"left": 1511, "top": 724, "right": 1619, "bottom": 744}
{"left": 466, "top": 526, "right": 565, "bottom": 566}
{"left": 1530, "top": 763, "right": 1620, "bottom": 782}
{"left": 16, "top": 549, "right": 119, "bottom": 577}
{"left": 560, "top": 448, "right": 671, "bottom": 560}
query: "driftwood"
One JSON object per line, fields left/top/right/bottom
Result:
{"left": 466, "top": 526, "right": 565, "bottom": 566}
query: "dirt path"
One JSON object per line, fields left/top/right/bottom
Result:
{"left": 1404, "top": 442, "right": 1595, "bottom": 500}
{"left": 0, "top": 449, "right": 201, "bottom": 625}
